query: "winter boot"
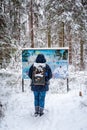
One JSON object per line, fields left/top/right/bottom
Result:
{"left": 39, "top": 107, "right": 44, "bottom": 116}
{"left": 34, "top": 106, "right": 39, "bottom": 117}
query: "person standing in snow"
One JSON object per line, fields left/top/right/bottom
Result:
{"left": 28, "top": 54, "right": 52, "bottom": 116}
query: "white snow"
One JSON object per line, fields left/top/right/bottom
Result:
{"left": 0, "top": 67, "right": 87, "bottom": 130}
{"left": 34, "top": 62, "right": 46, "bottom": 68}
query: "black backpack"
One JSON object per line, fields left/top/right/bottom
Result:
{"left": 32, "top": 63, "right": 46, "bottom": 85}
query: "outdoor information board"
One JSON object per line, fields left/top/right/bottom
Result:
{"left": 22, "top": 48, "right": 69, "bottom": 79}
{"left": 22, "top": 48, "right": 69, "bottom": 91}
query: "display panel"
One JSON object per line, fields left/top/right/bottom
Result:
{"left": 22, "top": 48, "right": 69, "bottom": 79}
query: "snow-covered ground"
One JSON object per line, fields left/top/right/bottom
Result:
{"left": 0, "top": 67, "right": 87, "bottom": 130}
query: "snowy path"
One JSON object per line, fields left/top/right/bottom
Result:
{"left": 1, "top": 91, "right": 87, "bottom": 130}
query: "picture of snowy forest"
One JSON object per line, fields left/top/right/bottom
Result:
{"left": 0, "top": 0, "right": 87, "bottom": 130}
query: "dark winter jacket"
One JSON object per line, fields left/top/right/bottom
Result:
{"left": 28, "top": 54, "right": 52, "bottom": 92}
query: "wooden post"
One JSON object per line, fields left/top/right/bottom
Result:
{"left": 67, "top": 78, "right": 69, "bottom": 92}
{"left": 22, "top": 78, "right": 24, "bottom": 92}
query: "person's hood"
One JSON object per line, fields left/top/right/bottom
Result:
{"left": 35, "top": 54, "right": 46, "bottom": 63}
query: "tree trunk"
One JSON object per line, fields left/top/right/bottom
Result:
{"left": 18, "top": 6, "right": 21, "bottom": 44}
{"left": 29, "top": 0, "right": 34, "bottom": 48}
{"left": 47, "top": 14, "right": 51, "bottom": 48}
{"left": 80, "top": 39, "right": 84, "bottom": 70}
{"left": 66, "top": 24, "right": 72, "bottom": 64}
{"left": 47, "top": 26, "right": 51, "bottom": 48}
{"left": 69, "top": 34, "right": 72, "bottom": 64}
{"left": 59, "top": 22, "right": 64, "bottom": 47}
{"left": 13, "top": 2, "right": 16, "bottom": 33}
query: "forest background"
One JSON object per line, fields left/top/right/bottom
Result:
{"left": 0, "top": 0, "right": 87, "bottom": 71}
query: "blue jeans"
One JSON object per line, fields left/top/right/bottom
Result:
{"left": 33, "top": 91, "right": 46, "bottom": 109}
